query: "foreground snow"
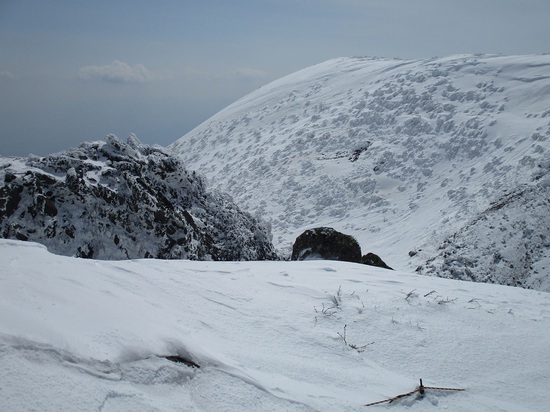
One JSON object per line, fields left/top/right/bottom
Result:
{"left": 1, "top": 239, "right": 549, "bottom": 411}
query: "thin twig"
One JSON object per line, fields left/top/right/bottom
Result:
{"left": 364, "top": 389, "right": 418, "bottom": 407}
{"left": 405, "top": 289, "right": 417, "bottom": 301}
{"left": 337, "top": 324, "right": 347, "bottom": 345}
{"left": 424, "top": 385, "right": 465, "bottom": 392}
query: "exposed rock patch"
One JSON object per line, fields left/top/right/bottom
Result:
{"left": 361, "top": 253, "right": 393, "bottom": 270}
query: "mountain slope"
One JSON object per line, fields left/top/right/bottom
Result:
{"left": 0, "top": 135, "right": 277, "bottom": 260}
{"left": 1, "top": 239, "right": 549, "bottom": 411}
{"left": 417, "top": 180, "right": 550, "bottom": 290}
{"left": 170, "top": 54, "right": 550, "bottom": 290}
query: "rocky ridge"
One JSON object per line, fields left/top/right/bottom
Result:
{"left": 0, "top": 135, "right": 277, "bottom": 261}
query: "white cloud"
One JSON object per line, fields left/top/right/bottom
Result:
{"left": 0, "top": 70, "right": 15, "bottom": 79}
{"left": 78, "top": 60, "right": 154, "bottom": 83}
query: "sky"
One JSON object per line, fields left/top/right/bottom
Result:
{"left": 1, "top": 0, "right": 549, "bottom": 157}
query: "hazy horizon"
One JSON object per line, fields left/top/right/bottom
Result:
{"left": 1, "top": 0, "right": 549, "bottom": 157}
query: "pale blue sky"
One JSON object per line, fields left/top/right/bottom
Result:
{"left": 1, "top": 0, "right": 549, "bottom": 156}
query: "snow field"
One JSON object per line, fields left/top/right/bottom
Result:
{"left": 1, "top": 239, "right": 549, "bottom": 411}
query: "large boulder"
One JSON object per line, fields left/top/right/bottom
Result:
{"left": 291, "top": 227, "right": 361, "bottom": 262}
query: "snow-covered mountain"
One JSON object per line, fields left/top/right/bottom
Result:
{"left": 0, "top": 135, "right": 277, "bottom": 261}
{"left": 1, "top": 239, "right": 549, "bottom": 411}
{"left": 170, "top": 54, "right": 550, "bottom": 291}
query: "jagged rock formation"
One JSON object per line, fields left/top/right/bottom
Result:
{"left": 171, "top": 54, "right": 550, "bottom": 290}
{"left": 0, "top": 135, "right": 277, "bottom": 261}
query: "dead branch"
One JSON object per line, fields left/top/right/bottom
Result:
{"left": 364, "top": 379, "right": 464, "bottom": 407}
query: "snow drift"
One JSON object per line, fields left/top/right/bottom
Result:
{"left": 1, "top": 239, "right": 549, "bottom": 411}
{"left": 171, "top": 54, "right": 550, "bottom": 291}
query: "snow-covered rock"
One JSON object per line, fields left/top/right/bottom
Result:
{"left": 170, "top": 54, "right": 550, "bottom": 291}
{"left": 0, "top": 135, "right": 277, "bottom": 261}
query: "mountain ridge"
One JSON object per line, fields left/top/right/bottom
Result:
{"left": 171, "top": 54, "right": 550, "bottom": 291}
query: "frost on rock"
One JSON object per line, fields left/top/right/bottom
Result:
{"left": 0, "top": 135, "right": 277, "bottom": 261}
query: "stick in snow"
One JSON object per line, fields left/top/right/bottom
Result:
{"left": 364, "top": 379, "right": 465, "bottom": 407}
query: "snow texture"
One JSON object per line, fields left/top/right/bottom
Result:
{"left": 170, "top": 54, "right": 550, "bottom": 291}
{"left": 0, "top": 135, "right": 277, "bottom": 261}
{"left": 1, "top": 239, "right": 549, "bottom": 411}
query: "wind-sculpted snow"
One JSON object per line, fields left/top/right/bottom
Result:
{"left": 0, "top": 135, "right": 277, "bottom": 260}
{"left": 171, "top": 54, "right": 550, "bottom": 290}
{"left": 1, "top": 239, "right": 549, "bottom": 411}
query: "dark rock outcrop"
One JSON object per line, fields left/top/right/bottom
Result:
{"left": 0, "top": 135, "right": 278, "bottom": 261}
{"left": 361, "top": 252, "right": 393, "bottom": 270}
{"left": 291, "top": 227, "right": 361, "bottom": 262}
{"left": 291, "top": 227, "right": 394, "bottom": 269}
